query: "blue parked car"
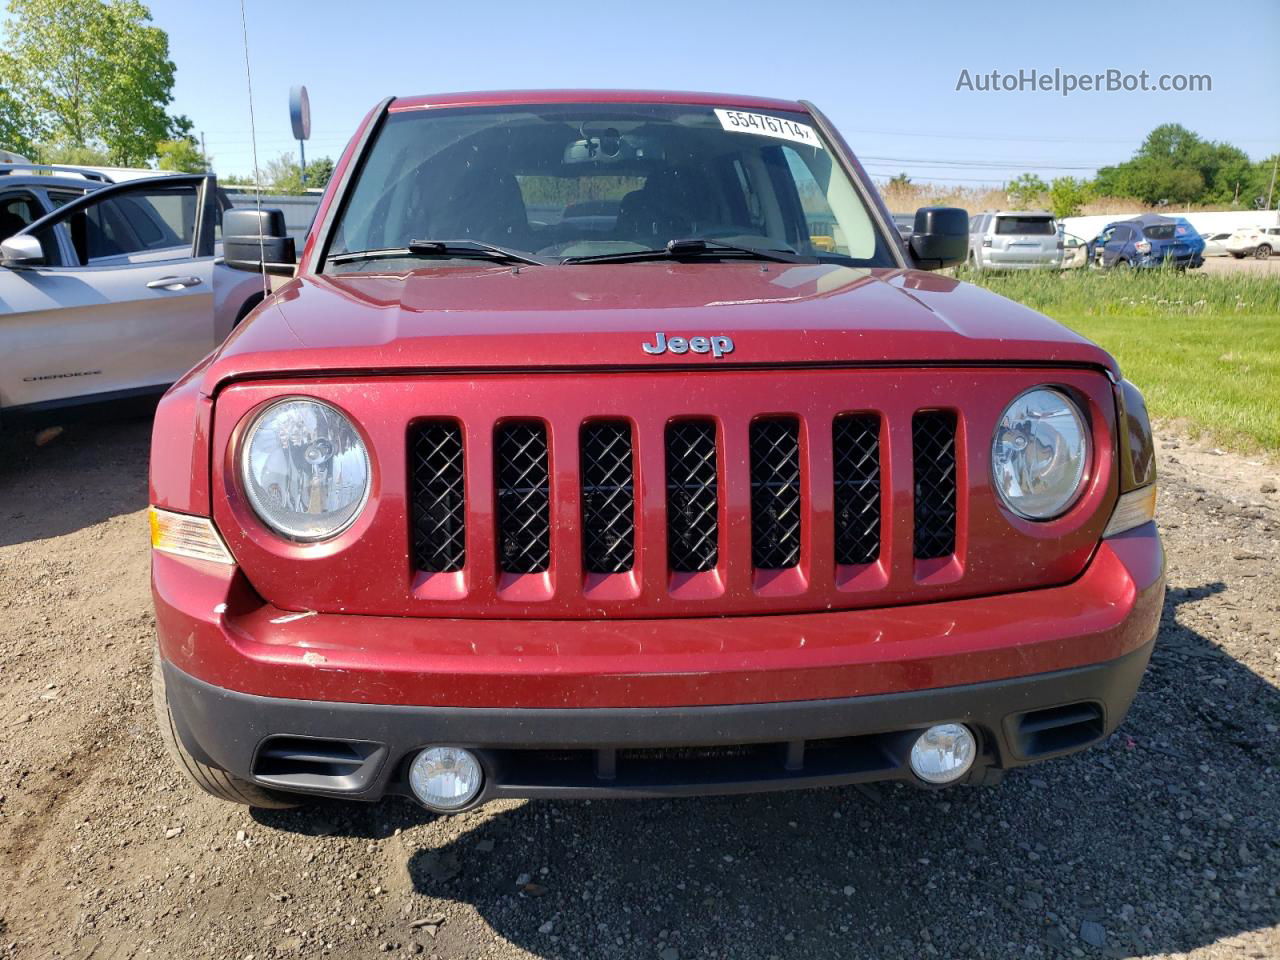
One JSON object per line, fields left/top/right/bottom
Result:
{"left": 1090, "top": 214, "right": 1205, "bottom": 270}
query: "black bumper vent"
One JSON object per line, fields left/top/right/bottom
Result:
{"left": 581, "top": 421, "right": 636, "bottom": 574}
{"left": 912, "top": 410, "right": 958, "bottom": 559}
{"left": 496, "top": 421, "right": 551, "bottom": 574}
{"left": 1013, "top": 702, "right": 1105, "bottom": 758}
{"left": 749, "top": 417, "right": 802, "bottom": 570}
{"left": 408, "top": 421, "right": 466, "bottom": 572}
{"left": 252, "top": 736, "right": 385, "bottom": 793}
{"left": 833, "top": 414, "right": 881, "bottom": 565}
{"left": 665, "top": 420, "right": 719, "bottom": 573}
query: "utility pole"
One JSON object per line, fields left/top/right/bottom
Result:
{"left": 200, "top": 130, "right": 208, "bottom": 172}
{"left": 1267, "top": 153, "right": 1278, "bottom": 211}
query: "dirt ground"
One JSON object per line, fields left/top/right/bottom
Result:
{"left": 0, "top": 417, "right": 1276, "bottom": 960}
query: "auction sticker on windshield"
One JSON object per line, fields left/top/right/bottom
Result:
{"left": 713, "top": 109, "right": 824, "bottom": 149}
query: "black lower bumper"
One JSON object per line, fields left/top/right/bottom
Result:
{"left": 163, "top": 639, "right": 1154, "bottom": 807}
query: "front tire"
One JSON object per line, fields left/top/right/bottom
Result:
{"left": 1255, "top": 244, "right": 1272, "bottom": 260}
{"left": 152, "top": 652, "right": 298, "bottom": 809}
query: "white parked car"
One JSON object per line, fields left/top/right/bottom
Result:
{"left": 967, "top": 210, "right": 1063, "bottom": 270}
{"left": 0, "top": 166, "right": 266, "bottom": 427}
{"left": 1224, "top": 225, "right": 1280, "bottom": 259}
{"left": 1200, "top": 231, "right": 1234, "bottom": 257}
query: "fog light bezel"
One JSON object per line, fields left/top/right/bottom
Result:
{"left": 408, "top": 746, "right": 485, "bottom": 811}
{"left": 909, "top": 723, "right": 978, "bottom": 785}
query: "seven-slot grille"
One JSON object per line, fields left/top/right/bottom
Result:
{"left": 406, "top": 411, "right": 961, "bottom": 579}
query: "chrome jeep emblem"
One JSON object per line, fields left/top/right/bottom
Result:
{"left": 641, "top": 332, "right": 734, "bottom": 358}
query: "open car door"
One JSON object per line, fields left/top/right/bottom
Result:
{"left": 0, "top": 173, "right": 219, "bottom": 413}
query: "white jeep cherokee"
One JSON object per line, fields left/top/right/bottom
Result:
{"left": 0, "top": 166, "right": 264, "bottom": 427}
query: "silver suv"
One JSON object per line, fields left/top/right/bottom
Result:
{"left": 968, "top": 210, "right": 1063, "bottom": 270}
{"left": 0, "top": 165, "right": 265, "bottom": 428}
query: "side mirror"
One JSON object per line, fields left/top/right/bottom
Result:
{"left": 222, "top": 207, "right": 296, "bottom": 276}
{"left": 0, "top": 234, "right": 45, "bottom": 268}
{"left": 908, "top": 206, "right": 968, "bottom": 270}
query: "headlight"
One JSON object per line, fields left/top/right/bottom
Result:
{"left": 991, "top": 387, "right": 1089, "bottom": 519}
{"left": 240, "top": 398, "right": 370, "bottom": 541}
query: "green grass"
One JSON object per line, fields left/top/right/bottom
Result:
{"left": 961, "top": 268, "right": 1280, "bottom": 455}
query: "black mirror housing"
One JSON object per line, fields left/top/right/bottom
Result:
{"left": 223, "top": 207, "right": 297, "bottom": 276}
{"left": 908, "top": 206, "right": 969, "bottom": 270}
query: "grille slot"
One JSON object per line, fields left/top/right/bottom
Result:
{"left": 665, "top": 421, "right": 719, "bottom": 573}
{"left": 832, "top": 414, "right": 881, "bottom": 565}
{"left": 581, "top": 421, "right": 636, "bottom": 574}
{"left": 495, "top": 422, "right": 551, "bottom": 574}
{"left": 408, "top": 421, "right": 466, "bottom": 573}
{"left": 912, "top": 410, "right": 958, "bottom": 559}
{"left": 749, "top": 418, "right": 802, "bottom": 570}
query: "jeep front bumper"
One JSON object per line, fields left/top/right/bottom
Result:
{"left": 154, "top": 523, "right": 1163, "bottom": 806}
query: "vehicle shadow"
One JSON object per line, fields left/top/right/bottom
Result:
{"left": 0, "top": 415, "right": 152, "bottom": 546}
{"left": 254, "top": 578, "right": 1279, "bottom": 959}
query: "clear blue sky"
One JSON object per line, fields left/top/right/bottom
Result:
{"left": 148, "top": 0, "right": 1278, "bottom": 184}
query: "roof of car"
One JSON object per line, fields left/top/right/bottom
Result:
{"left": 985, "top": 210, "right": 1055, "bottom": 217}
{"left": 389, "top": 89, "right": 808, "bottom": 113}
{"left": 0, "top": 171, "right": 106, "bottom": 192}
{"left": 1124, "top": 213, "right": 1178, "bottom": 226}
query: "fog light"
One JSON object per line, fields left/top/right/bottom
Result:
{"left": 910, "top": 723, "right": 977, "bottom": 784}
{"left": 408, "top": 747, "right": 483, "bottom": 811}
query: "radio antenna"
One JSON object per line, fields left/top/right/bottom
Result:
{"left": 238, "top": 0, "right": 268, "bottom": 298}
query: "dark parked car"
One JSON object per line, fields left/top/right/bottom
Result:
{"left": 1090, "top": 214, "right": 1204, "bottom": 270}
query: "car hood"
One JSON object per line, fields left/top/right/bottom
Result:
{"left": 203, "top": 263, "right": 1118, "bottom": 392}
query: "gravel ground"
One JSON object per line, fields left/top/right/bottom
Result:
{"left": 1197, "top": 257, "right": 1280, "bottom": 276}
{"left": 0, "top": 418, "right": 1276, "bottom": 960}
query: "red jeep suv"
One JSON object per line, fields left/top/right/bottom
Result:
{"left": 149, "top": 91, "right": 1162, "bottom": 812}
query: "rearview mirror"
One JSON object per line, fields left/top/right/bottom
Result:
{"left": 907, "top": 206, "right": 968, "bottom": 270}
{"left": 222, "top": 207, "right": 296, "bottom": 276}
{"left": 0, "top": 234, "right": 45, "bottom": 267}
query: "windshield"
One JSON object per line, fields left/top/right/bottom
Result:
{"left": 994, "top": 216, "right": 1055, "bottom": 236}
{"left": 1142, "top": 224, "right": 1175, "bottom": 240}
{"left": 324, "top": 103, "right": 895, "bottom": 271}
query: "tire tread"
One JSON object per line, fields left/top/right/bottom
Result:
{"left": 151, "top": 652, "right": 297, "bottom": 809}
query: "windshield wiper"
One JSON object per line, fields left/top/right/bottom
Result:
{"left": 562, "top": 238, "right": 810, "bottom": 265}
{"left": 329, "top": 239, "right": 545, "bottom": 267}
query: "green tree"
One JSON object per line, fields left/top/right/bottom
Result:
{"left": 263, "top": 152, "right": 304, "bottom": 194}
{"left": 1095, "top": 123, "right": 1255, "bottom": 206}
{"left": 156, "top": 137, "right": 206, "bottom": 172}
{"left": 1047, "top": 176, "right": 1092, "bottom": 219}
{"left": 36, "top": 142, "right": 111, "bottom": 164}
{"left": 0, "top": 52, "right": 40, "bottom": 155}
{"left": 1006, "top": 173, "right": 1048, "bottom": 208}
{"left": 1251, "top": 155, "right": 1280, "bottom": 210}
{"left": 2, "top": 0, "right": 185, "bottom": 165}
{"left": 887, "top": 172, "right": 913, "bottom": 188}
{"left": 304, "top": 156, "right": 335, "bottom": 188}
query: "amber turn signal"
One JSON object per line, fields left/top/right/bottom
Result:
{"left": 149, "top": 507, "right": 235, "bottom": 565}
